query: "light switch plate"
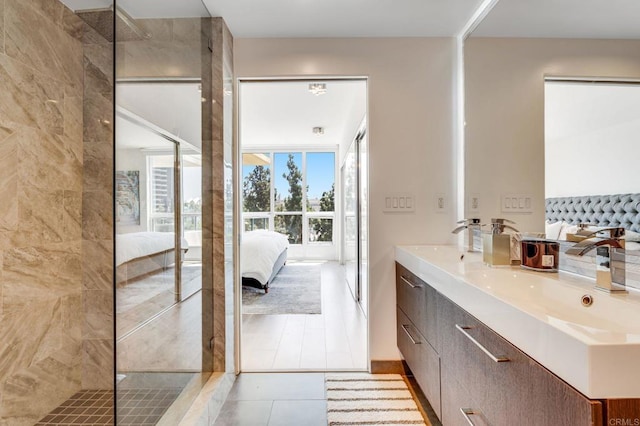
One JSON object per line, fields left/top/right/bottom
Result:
{"left": 501, "top": 193, "right": 533, "bottom": 213}
{"left": 383, "top": 192, "right": 415, "bottom": 213}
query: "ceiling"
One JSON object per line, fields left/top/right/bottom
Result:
{"left": 202, "top": 0, "right": 484, "bottom": 38}
{"left": 60, "top": 0, "right": 640, "bottom": 40}
{"left": 116, "top": 83, "right": 202, "bottom": 151}
{"left": 472, "top": 0, "right": 640, "bottom": 39}
{"left": 240, "top": 80, "right": 367, "bottom": 150}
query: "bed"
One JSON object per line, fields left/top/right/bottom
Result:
{"left": 241, "top": 230, "right": 290, "bottom": 293}
{"left": 545, "top": 193, "right": 640, "bottom": 250}
{"left": 116, "top": 232, "right": 189, "bottom": 285}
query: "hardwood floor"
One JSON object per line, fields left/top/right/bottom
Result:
{"left": 241, "top": 261, "right": 367, "bottom": 371}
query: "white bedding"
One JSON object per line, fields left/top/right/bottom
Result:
{"left": 116, "top": 232, "right": 189, "bottom": 266}
{"left": 241, "top": 230, "right": 289, "bottom": 284}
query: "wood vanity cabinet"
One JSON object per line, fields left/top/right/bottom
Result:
{"left": 395, "top": 262, "right": 608, "bottom": 426}
{"left": 395, "top": 263, "right": 441, "bottom": 418}
{"left": 437, "top": 294, "right": 602, "bottom": 426}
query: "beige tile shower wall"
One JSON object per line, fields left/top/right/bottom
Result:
{"left": 201, "top": 18, "right": 234, "bottom": 373}
{"left": 0, "top": 1, "right": 85, "bottom": 424}
{"left": 202, "top": 18, "right": 234, "bottom": 373}
{"left": 81, "top": 22, "right": 114, "bottom": 390}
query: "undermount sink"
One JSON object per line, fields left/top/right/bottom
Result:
{"left": 396, "top": 244, "right": 640, "bottom": 399}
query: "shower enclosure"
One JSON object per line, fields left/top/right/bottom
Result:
{"left": 0, "top": 0, "right": 234, "bottom": 423}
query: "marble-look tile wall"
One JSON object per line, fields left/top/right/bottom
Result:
{"left": 201, "top": 18, "right": 234, "bottom": 373}
{"left": 81, "top": 20, "right": 114, "bottom": 390}
{"left": 0, "top": 1, "right": 85, "bottom": 424}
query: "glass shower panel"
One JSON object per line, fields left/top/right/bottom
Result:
{"left": 115, "top": 128, "right": 179, "bottom": 339}
{"left": 181, "top": 152, "right": 203, "bottom": 300}
{"left": 114, "top": 0, "right": 212, "bottom": 423}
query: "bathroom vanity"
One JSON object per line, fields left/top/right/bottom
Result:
{"left": 396, "top": 245, "right": 640, "bottom": 426}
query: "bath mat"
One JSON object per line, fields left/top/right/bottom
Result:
{"left": 242, "top": 263, "right": 322, "bottom": 314}
{"left": 325, "top": 373, "right": 427, "bottom": 425}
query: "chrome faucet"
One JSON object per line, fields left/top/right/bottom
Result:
{"left": 490, "top": 218, "right": 519, "bottom": 234}
{"left": 565, "top": 227, "right": 627, "bottom": 293}
{"left": 452, "top": 218, "right": 482, "bottom": 252}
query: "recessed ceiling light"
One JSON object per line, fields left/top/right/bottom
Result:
{"left": 312, "top": 126, "right": 324, "bottom": 135}
{"left": 309, "top": 83, "right": 327, "bottom": 96}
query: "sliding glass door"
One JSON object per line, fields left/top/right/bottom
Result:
{"left": 341, "top": 127, "right": 368, "bottom": 309}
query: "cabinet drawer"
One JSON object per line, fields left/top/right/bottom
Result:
{"left": 395, "top": 262, "right": 438, "bottom": 347}
{"left": 397, "top": 307, "right": 441, "bottom": 419}
{"left": 439, "top": 294, "right": 601, "bottom": 426}
{"left": 441, "top": 368, "right": 491, "bottom": 426}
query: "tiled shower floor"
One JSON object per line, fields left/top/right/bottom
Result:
{"left": 35, "top": 387, "right": 182, "bottom": 425}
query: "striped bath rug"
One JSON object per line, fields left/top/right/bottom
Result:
{"left": 325, "top": 374, "right": 427, "bottom": 425}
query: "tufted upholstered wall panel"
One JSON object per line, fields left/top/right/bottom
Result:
{"left": 545, "top": 193, "right": 640, "bottom": 233}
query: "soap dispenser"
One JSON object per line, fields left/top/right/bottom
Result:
{"left": 483, "top": 218, "right": 518, "bottom": 266}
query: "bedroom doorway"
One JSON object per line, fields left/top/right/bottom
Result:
{"left": 237, "top": 79, "right": 369, "bottom": 371}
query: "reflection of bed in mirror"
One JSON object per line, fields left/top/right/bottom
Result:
{"left": 116, "top": 232, "right": 189, "bottom": 284}
{"left": 241, "top": 230, "right": 290, "bottom": 293}
{"left": 545, "top": 193, "right": 640, "bottom": 250}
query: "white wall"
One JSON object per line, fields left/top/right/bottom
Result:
{"left": 464, "top": 38, "right": 640, "bottom": 233}
{"left": 234, "top": 37, "right": 458, "bottom": 361}
{"left": 545, "top": 81, "right": 640, "bottom": 197}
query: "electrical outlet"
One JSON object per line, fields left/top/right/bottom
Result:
{"left": 435, "top": 193, "right": 447, "bottom": 213}
{"left": 468, "top": 193, "right": 480, "bottom": 212}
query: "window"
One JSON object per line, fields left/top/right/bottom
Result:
{"left": 242, "top": 150, "right": 335, "bottom": 246}
{"left": 149, "top": 155, "right": 175, "bottom": 232}
{"left": 242, "top": 153, "right": 271, "bottom": 232}
{"left": 307, "top": 152, "right": 335, "bottom": 243}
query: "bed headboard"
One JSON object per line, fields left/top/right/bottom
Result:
{"left": 545, "top": 193, "right": 640, "bottom": 233}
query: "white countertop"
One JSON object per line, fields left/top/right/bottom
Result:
{"left": 396, "top": 244, "right": 640, "bottom": 399}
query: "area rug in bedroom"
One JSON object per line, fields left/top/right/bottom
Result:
{"left": 242, "top": 263, "right": 321, "bottom": 315}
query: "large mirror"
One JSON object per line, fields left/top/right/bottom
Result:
{"left": 463, "top": 0, "right": 640, "bottom": 243}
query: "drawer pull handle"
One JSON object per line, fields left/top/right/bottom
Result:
{"left": 460, "top": 408, "right": 478, "bottom": 425}
{"left": 455, "top": 324, "right": 510, "bottom": 363}
{"left": 401, "top": 324, "right": 421, "bottom": 345}
{"left": 400, "top": 275, "right": 422, "bottom": 289}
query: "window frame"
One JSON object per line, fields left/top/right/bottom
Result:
{"left": 241, "top": 148, "right": 337, "bottom": 247}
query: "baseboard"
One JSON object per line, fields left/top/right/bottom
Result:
{"left": 370, "top": 360, "right": 411, "bottom": 375}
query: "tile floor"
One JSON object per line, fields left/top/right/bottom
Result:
{"left": 241, "top": 262, "right": 367, "bottom": 371}
{"left": 34, "top": 387, "right": 182, "bottom": 425}
{"left": 213, "top": 373, "right": 437, "bottom": 426}
{"left": 213, "top": 373, "right": 328, "bottom": 426}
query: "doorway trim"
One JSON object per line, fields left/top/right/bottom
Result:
{"left": 234, "top": 76, "right": 370, "bottom": 373}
